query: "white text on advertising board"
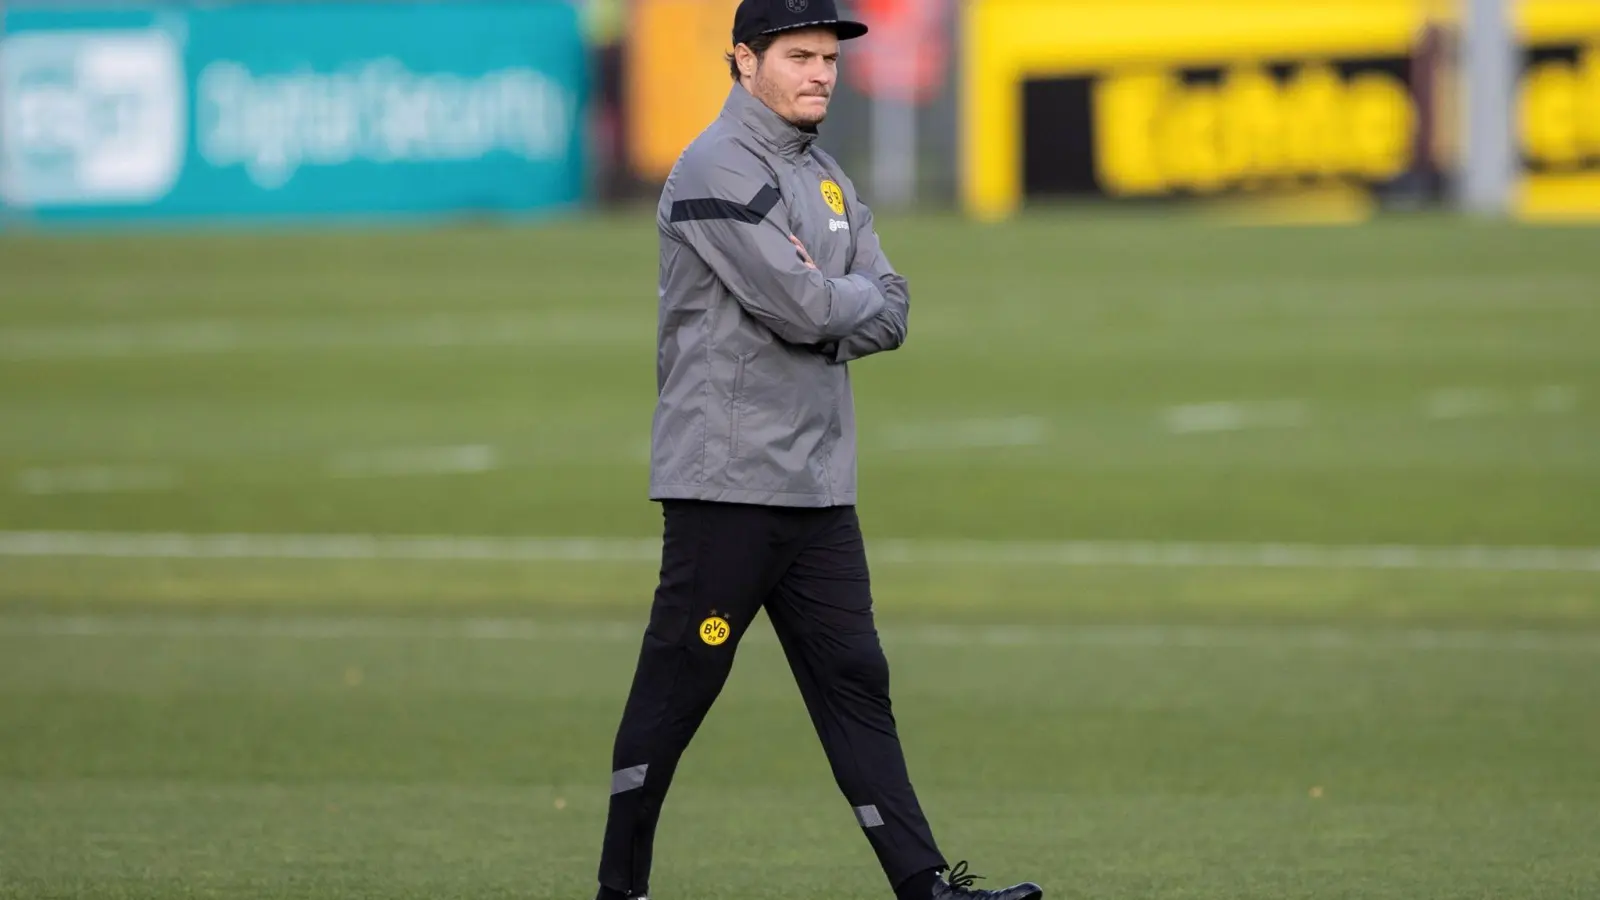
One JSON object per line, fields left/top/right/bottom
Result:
{"left": 0, "top": 29, "right": 186, "bottom": 207}
{"left": 197, "top": 59, "right": 573, "bottom": 189}
{"left": 1094, "top": 62, "right": 1413, "bottom": 196}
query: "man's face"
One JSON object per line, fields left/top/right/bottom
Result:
{"left": 745, "top": 28, "right": 840, "bottom": 127}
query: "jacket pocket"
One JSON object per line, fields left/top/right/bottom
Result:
{"left": 728, "top": 352, "right": 750, "bottom": 459}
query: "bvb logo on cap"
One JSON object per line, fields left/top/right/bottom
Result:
{"left": 700, "top": 615, "right": 731, "bottom": 646}
{"left": 787, "top": 0, "right": 809, "bottom": 12}
{"left": 820, "top": 180, "right": 845, "bottom": 215}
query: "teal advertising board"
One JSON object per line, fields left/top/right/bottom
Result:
{"left": 0, "top": 1, "right": 589, "bottom": 224}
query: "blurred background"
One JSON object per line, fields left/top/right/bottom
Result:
{"left": 1, "top": 2, "right": 1597, "bottom": 899}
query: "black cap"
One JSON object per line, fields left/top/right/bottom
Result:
{"left": 732, "top": 0, "right": 869, "bottom": 47}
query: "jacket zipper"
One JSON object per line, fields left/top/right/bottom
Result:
{"left": 729, "top": 353, "right": 748, "bottom": 459}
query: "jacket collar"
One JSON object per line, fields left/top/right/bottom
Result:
{"left": 722, "top": 82, "right": 819, "bottom": 158}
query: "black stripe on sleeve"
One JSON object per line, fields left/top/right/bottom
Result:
{"left": 670, "top": 184, "right": 780, "bottom": 224}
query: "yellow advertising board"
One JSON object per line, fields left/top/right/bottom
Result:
{"left": 625, "top": 0, "right": 742, "bottom": 183}
{"left": 960, "top": 0, "right": 1600, "bottom": 222}
{"left": 1518, "top": 41, "right": 1600, "bottom": 221}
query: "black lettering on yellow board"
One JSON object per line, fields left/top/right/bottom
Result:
{"left": 1022, "top": 43, "right": 1600, "bottom": 200}
{"left": 1520, "top": 45, "right": 1600, "bottom": 171}
{"left": 1023, "top": 56, "right": 1414, "bottom": 199}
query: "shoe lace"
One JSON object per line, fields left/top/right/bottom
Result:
{"left": 945, "top": 861, "right": 985, "bottom": 893}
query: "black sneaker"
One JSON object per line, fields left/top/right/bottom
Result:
{"left": 930, "top": 861, "right": 1043, "bottom": 900}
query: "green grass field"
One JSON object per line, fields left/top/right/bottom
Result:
{"left": 1, "top": 210, "right": 1598, "bottom": 899}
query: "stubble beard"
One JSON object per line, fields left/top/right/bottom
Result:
{"left": 753, "top": 68, "right": 827, "bottom": 128}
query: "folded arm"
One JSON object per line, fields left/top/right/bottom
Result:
{"left": 827, "top": 196, "right": 909, "bottom": 364}
{"left": 669, "top": 142, "right": 886, "bottom": 347}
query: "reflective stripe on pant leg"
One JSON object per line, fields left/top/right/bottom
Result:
{"left": 855, "top": 804, "right": 885, "bottom": 827}
{"left": 612, "top": 764, "right": 648, "bottom": 795}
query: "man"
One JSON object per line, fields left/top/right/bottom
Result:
{"left": 593, "top": 3, "right": 1045, "bottom": 900}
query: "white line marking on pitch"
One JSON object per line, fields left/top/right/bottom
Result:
{"left": 0, "top": 615, "right": 1595, "bottom": 654}
{"left": 327, "top": 445, "right": 498, "bottom": 478}
{"left": 1425, "top": 388, "right": 1508, "bottom": 420}
{"left": 880, "top": 417, "right": 1049, "bottom": 451}
{"left": 0, "top": 313, "right": 641, "bottom": 361}
{"left": 1423, "top": 385, "right": 1580, "bottom": 420}
{"left": 0, "top": 532, "right": 662, "bottom": 563}
{"left": 13, "top": 466, "right": 179, "bottom": 495}
{"left": 1531, "top": 385, "right": 1579, "bottom": 415}
{"left": 1, "top": 532, "right": 1597, "bottom": 573}
{"left": 1163, "top": 400, "right": 1308, "bottom": 434}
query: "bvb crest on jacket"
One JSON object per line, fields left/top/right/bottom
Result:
{"left": 821, "top": 180, "right": 846, "bottom": 215}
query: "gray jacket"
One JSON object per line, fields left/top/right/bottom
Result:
{"left": 648, "top": 82, "right": 909, "bottom": 508}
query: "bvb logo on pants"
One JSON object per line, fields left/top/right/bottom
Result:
{"left": 699, "top": 615, "right": 731, "bottom": 646}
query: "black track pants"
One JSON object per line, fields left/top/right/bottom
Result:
{"left": 597, "top": 500, "right": 946, "bottom": 896}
